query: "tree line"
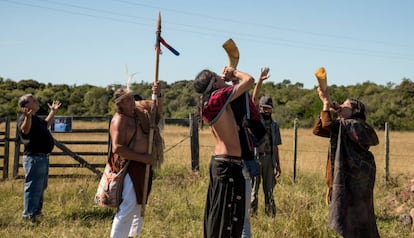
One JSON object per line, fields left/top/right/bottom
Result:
{"left": 1, "top": 76, "right": 413, "bottom": 130}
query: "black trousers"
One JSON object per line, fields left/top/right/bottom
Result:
{"left": 204, "top": 157, "right": 245, "bottom": 238}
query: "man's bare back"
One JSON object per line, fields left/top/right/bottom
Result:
{"left": 193, "top": 66, "right": 255, "bottom": 238}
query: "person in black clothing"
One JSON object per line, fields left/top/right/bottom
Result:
{"left": 230, "top": 70, "right": 266, "bottom": 237}
{"left": 194, "top": 67, "right": 254, "bottom": 238}
{"left": 17, "top": 94, "right": 61, "bottom": 222}
{"left": 312, "top": 86, "right": 380, "bottom": 237}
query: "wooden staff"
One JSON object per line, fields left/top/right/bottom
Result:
{"left": 142, "top": 12, "right": 161, "bottom": 217}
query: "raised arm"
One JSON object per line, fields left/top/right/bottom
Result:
{"left": 222, "top": 66, "right": 255, "bottom": 101}
{"left": 317, "top": 86, "right": 333, "bottom": 111}
{"left": 45, "top": 100, "right": 62, "bottom": 127}
{"left": 110, "top": 116, "right": 152, "bottom": 164}
{"left": 252, "top": 67, "right": 270, "bottom": 107}
{"left": 152, "top": 81, "right": 163, "bottom": 113}
{"left": 20, "top": 108, "right": 33, "bottom": 135}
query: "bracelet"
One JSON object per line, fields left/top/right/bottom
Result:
{"left": 152, "top": 93, "right": 162, "bottom": 99}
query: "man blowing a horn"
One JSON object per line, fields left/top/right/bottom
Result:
{"left": 193, "top": 66, "right": 255, "bottom": 238}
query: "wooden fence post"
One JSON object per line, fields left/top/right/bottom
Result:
{"left": 190, "top": 113, "right": 199, "bottom": 171}
{"left": 293, "top": 118, "right": 298, "bottom": 183}
{"left": 13, "top": 125, "right": 21, "bottom": 179}
{"left": 3, "top": 117, "right": 10, "bottom": 179}
{"left": 384, "top": 122, "right": 390, "bottom": 183}
{"left": 0, "top": 117, "right": 10, "bottom": 179}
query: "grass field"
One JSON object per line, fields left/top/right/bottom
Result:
{"left": 0, "top": 123, "right": 413, "bottom": 237}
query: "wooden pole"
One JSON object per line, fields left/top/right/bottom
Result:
{"left": 384, "top": 122, "right": 390, "bottom": 183}
{"left": 142, "top": 12, "right": 161, "bottom": 217}
{"left": 13, "top": 125, "right": 21, "bottom": 178}
{"left": 3, "top": 117, "right": 10, "bottom": 179}
{"left": 190, "top": 113, "right": 199, "bottom": 171}
{"left": 293, "top": 118, "right": 298, "bottom": 183}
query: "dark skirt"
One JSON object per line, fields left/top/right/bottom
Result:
{"left": 204, "top": 156, "right": 245, "bottom": 238}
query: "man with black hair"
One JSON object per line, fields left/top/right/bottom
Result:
{"left": 194, "top": 66, "right": 254, "bottom": 238}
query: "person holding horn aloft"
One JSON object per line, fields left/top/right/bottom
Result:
{"left": 194, "top": 65, "right": 257, "bottom": 238}
{"left": 312, "top": 67, "right": 380, "bottom": 237}
{"left": 221, "top": 38, "right": 266, "bottom": 238}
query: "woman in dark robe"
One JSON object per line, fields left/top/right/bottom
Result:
{"left": 312, "top": 86, "right": 380, "bottom": 238}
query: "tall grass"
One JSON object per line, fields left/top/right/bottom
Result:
{"left": 0, "top": 125, "right": 413, "bottom": 237}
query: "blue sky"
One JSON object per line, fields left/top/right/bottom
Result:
{"left": 1, "top": 0, "right": 413, "bottom": 89}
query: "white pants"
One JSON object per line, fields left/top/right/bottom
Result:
{"left": 111, "top": 174, "right": 144, "bottom": 238}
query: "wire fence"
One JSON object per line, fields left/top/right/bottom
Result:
{"left": 1, "top": 116, "right": 412, "bottom": 181}
{"left": 194, "top": 121, "right": 414, "bottom": 182}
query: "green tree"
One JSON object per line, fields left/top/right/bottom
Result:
{"left": 83, "top": 87, "right": 111, "bottom": 115}
{"left": 0, "top": 75, "right": 413, "bottom": 130}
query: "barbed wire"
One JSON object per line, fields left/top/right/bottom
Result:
{"left": 163, "top": 135, "right": 190, "bottom": 154}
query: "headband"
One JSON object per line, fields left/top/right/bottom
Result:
{"left": 114, "top": 92, "right": 132, "bottom": 104}
{"left": 202, "top": 77, "right": 215, "bottom": 95}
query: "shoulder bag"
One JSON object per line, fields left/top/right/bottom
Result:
{"left": 94, "top": 119, "right": 137, "bottom": 209}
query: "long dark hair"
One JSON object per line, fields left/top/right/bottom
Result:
{"left": 193, "top": 69, "right": 216, "bottom": 127}
{"left": 349, "top": 98, "right": 366, "bottom": 121}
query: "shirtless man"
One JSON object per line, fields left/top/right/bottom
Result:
{"left": 193, "top": 66, "right": 255, "bottom": 238}
{"left": 110, "top": 83, "right": 162, "bottom": 238}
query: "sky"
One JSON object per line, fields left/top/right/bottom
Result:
{"left": 1, "top": 0, "right": 413, "bottom": 89}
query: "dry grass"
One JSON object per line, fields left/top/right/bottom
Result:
{"left": 280, "top": 128, "right": 414, "bottom": 180}
{"left": 0, "top": 124, "right": 413, "bottom": 237}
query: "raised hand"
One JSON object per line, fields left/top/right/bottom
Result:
{"left": 152, "top": 81, "right": 161, "bottom": 96}
{"left": 222, "top": 66, "right": 237, "bottom": 81}
{"left": 48, "top": 100, "right": 62, "bottom": 111}
{"left": 22, "top": 107, "right": 33, "bottom": 116}
{"left": 259, "top": 67, "right": 271, "bottom": 81}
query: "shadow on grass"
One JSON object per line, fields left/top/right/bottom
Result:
{"left": 63, "top": 207, "right": 115, "bottom": 221}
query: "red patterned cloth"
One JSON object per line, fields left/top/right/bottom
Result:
{"left": 202, "top": 86, "right": 235, "bottom": 125}
{"left": 247, "top": 95, "right": 261, "bottom": 121}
